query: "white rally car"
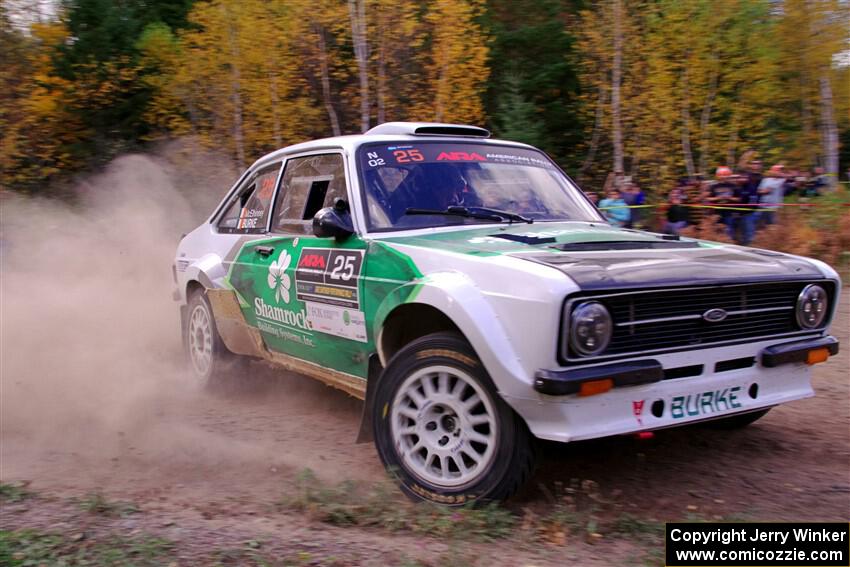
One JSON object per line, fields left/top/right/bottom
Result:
{"left": 174, "top": 122, "right": 841, "bottom": 505}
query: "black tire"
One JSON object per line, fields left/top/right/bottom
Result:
{"left": 372, "top": 332, "right": 535, "bottom": 506}
{"left": 184, "top": 290, "right": 244, "bottom": 388}
{"left": 705, "top": 408, "right": 771, "bottom": 430}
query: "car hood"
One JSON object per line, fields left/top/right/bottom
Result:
{"left": 378, "top": 221, "right": 823, "bottom": 290}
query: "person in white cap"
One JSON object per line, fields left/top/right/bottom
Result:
{"left": 757, "top": 164, "right": 787, "bottom": 227}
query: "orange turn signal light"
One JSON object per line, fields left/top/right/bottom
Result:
{"left": 578, "top": 378, "right": 614, "bottom": 397}
{"left": 806, "top": 348, "right": 829, "bottom": 365}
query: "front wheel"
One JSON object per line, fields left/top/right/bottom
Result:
{"left": 372, "top": 332, "right": 535, "bottom": 505}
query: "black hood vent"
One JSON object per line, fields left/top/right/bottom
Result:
{"left": 552, "top": 240, "right": 701, "bottom": 252}
{"left": 491, "top": 233, "right": 557, "bottom": 245}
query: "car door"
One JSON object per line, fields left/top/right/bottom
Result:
{"left": 214, "top": 161, "right": 283, "bottom": 280}
{"left": 227, "top": 152, "right": 372, "bottom": 379}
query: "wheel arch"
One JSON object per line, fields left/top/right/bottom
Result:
{"left": 377, "top": 303, "right": 464, "bottom": 366}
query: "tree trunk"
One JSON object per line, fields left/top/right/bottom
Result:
{"left": 348, "top": 0, "right": 370, "bottom": 132}
{"left": 269, "top": 71, "right": 282, "bottom": 148}
{"left": 222, "top": 6, "right": 245, "bottom": 169}
{"left": 800, "top": 72, "right": 816, "bottom": 167}
{"left": 818, "top": 73, "right": 838, "bottom": 188}
{"left": 316, "top": 28, "right": 342, "bottom": 137}
{"left": 680, "top": 66, "right": 696, "bottom": 180}
{"left": 611, "top": 0, "right": 624, "bottom": 174}
{"left": 580, "top": 82, "right": 606, "bottom": 176}
{"left": 435, "top": 42, "right": 448, "bottom": 122}
{"left": 698, "top": 63, "right": 719, "bottom": 175}
{"left": 377, "top": 22, "right": 386, "bottom": 125}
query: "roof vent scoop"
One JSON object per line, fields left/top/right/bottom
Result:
{"left": 366, "top": 122, "right": 490, "bottom": 138}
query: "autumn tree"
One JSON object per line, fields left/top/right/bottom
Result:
{"left": 776, "top": 0, "right": 848, "bottom": 185}
{"left": 412, "top": 0, "right": 489, "bottom": 124}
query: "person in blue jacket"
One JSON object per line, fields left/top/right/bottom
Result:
{"left": 599, "top": 188, "right": 630, "bottom": 227}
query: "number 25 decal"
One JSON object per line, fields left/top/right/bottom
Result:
{"left": 393, "top": 149, "right": 424, "bottom": 163}
{"left": 329, "top": 255, "right": 356, "bottom": 281}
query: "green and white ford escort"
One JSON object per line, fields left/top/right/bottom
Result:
{"left": 174, "top": 122, "right": 841, "bottom": 504}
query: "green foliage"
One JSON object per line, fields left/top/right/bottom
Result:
{"left": 493, "top": 73, "right": 546, "bottom": 147}
{"left": 0, "top": 529, "right": 173, "bottom": 566}
{"left": 0, "top": 482, "right": 34, "bottom": 502}
{"left": 483, "top": 0, "right": 581, "bottom": 165}
{"left": 282, "top": 468, "right": 516, "bottom": 541}
{"left": 77, "top": 492, "right": 141, "bottom": 517}
{"left": 610, "top": 514, "right": 665, "bottom": 544}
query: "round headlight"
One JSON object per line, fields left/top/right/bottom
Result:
{"left": 569, "top": 301, "right": 612, "bottom": 356}
{"left": 796, "top": 284, "right": 828, "bottom": 329}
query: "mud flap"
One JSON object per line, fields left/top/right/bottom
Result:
{"left": 205, "top": 288, "right": 266, "bottom": 358}
{"left": 356, "top": 354, "right": 384, "bottom": 444}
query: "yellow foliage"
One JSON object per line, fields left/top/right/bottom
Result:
{"left": 413, "top": 0, "right": 489, "bottom": 124}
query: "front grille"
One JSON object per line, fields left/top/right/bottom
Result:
{"left": 564, "top": 280, "right": 834, "bottom": 361}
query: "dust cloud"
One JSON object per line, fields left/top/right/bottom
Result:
{"left": 0, "top": 146, "right": 241, "bottom": 465}
{"left": 1, "top": 145, "right": 376, "bottom": 493}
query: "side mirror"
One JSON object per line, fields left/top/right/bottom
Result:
{"left": 312, "top": 199, "right": 354, "bottom": 240}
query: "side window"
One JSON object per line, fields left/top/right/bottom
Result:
{"left": 217, "top": 164, "right": 281, "bottom": 233}
{"left": 272, "top": 154, "right": 348, "bottom": 233}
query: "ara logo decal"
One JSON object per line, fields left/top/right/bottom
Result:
{"left": 436, "top": 151, "right": 486, "bottom": 162}
{"left": 633, "top": 400, "right": 645, "bottom": 426}
{"left": 299, "top": 253, "right": 327, "bottom": 269}
{"left": 268, "top": 249, "right": 292, "bottom": 303}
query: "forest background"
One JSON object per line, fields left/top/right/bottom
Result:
{"left": 1, "top": 0, "right": 848, "bottom": 199}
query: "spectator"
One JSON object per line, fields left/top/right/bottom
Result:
{"left": 585, "top": 191, "right": 599, "bottom": 206}
{"left": 599, "top": 188, "right": 630, "bottom": 227}
{"left": 806, "top": 166, "right": 828, "bottom": 196}
{"left": 733, "top": 159, "right": 761, "bottom": 245}
{"left": 664, "top": 189, "right": 689, "bottom": 235}
{"left": 757, "top": 164, "right": 787, "bottom": 227}
{"left": 706, "top": 166, "right": 738, "bottom": 239}
{"left": 683, "top": 179, "right": 709, "bottom": 228}
{"left": 622, "top": 182, "right": 646, "bottom": 228}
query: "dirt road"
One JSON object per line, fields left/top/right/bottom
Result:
{"left": 2, "top": 291, "right": 847, "bottom": 565}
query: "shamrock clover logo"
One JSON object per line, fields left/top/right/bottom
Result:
{"left": 267, "top": 249, "right": 292, "bottom": 303}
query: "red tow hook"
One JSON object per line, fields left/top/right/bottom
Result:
{"left": 634, "top": 431, "right": 654, "bottom": 440}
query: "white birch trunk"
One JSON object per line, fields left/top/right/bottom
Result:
{"left": 580, "top": 82, "right": 607, "bottom": 176}
{"left": 269, "top": 72, "right": 282, "bottom": 148}
{"left": 348, "top": 0, "right": 370, "bottom": 132}
{"left": 680, "top": 66, "right": 696, "bottom": 180}
{"left": 698, "top": 63, "right": 719, "bottom": 175}
{"left": 222, "top": 5, "right": 245, "bottom": 170}
{"left": 611, "top": 0, "right": 624, "bottom": 174}
{"left": 316, "top": 28, "right": 342, "bottom": 137}
{"left": 377, "top": 27, "right": 386, "bottom": 125}
{"left": 818, "top": 73, "right": 838, "bottom": 188}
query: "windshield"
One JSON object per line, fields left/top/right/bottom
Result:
{"left": 357, "top": 142, "right": 601, "bottom": 231}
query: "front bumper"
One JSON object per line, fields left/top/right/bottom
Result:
{"left": 507, "top": 335, "right": 838, "bottom": 443}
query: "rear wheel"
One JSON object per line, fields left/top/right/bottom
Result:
{"left": 373, "top": 332, "right": 535, "bottom": 505}
{"left": 185, "top": 290, "right": 243, "bottom": 387}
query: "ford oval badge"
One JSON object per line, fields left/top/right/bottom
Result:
{"left": 702, "top": 308, "right": 728, "bottom": 323}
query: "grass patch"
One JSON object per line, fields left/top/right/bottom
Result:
{"left": 0, "top": 529, "right": 173, "bottom": 566}
{"left": 77, "top": 492, "right": 141, "bottom": 517}
{"left": 610, "top": 514, "right": 665, "bottom": 544}
{"left": 281, "top": 469, "right": 515, "bottom": 541}
{"left": 0, "top": 482, "right": 34, "bottom": 503}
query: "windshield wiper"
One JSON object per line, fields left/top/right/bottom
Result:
{"left": 404, "top": 206, "right": 533, "bottom": 224}
{"left": 465, "top": 206, "right": 533, "bottom": 224}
